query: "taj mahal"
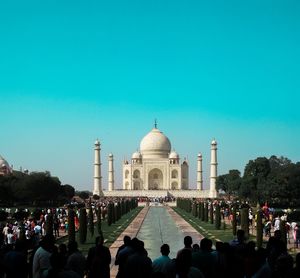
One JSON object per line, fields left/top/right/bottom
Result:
{"left": 93, "top": 123, "right": 218, "bottom": 198}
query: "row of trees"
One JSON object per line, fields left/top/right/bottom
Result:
{"left": 177, "top": 199, "right": 222, "bottom": 230}
{"left": 68, "top": 199, "right": 138, "bottom": 244}
{"left": 0, "top": 171, "right": 75, "bottom": 206}
{"left": 216, "top": 155, "right": 300, "bottom": 207}
{"left": 177, "top": 198, "right": 270, "bottom": 248}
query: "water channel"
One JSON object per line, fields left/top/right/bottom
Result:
{"left": 137, "top": 206, "right": 184, "bottom": 260}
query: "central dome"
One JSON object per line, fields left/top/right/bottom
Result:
{"left": 140, "top": 128, "right": 171, "bottom": 158}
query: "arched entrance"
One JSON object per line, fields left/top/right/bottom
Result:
{"left": 148, "top": 168, "right": 163, "bottom": 190}
{"left": 133, "top": 181, "right": 141, "bottom": 190}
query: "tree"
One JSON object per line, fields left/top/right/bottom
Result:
{"left": 244, "top": 157, "right": 270, "bottom": 178}
{"left": 269, "top": 155, "right": 291, "bottom": 170}
{"left": 200, "top": 202, "right": 205, "bottom": 221}
{"left": 232, "top": 204, "right": 237, "bottom": 236}
{"left": 280, "top": 220, "right": 287, "bottom": 246}
{"left": 61, "top": 184, "right": 75, "bottom": 200}
{"left": 256, "top": 206, "right": 263, "bottom": 249}
{"left": 45, "top": 213, "right": 53, "bottom": 236}
{"left": 88, "top": 206, "right": 94, "bottom": 238}
{"left": 76, "top": 191, "right": 90, "bottom": 200}
{"left": 204, "top": 203, "right": 208, "bottom": 222}
{"left": 241, "top": 207, "right": 249, "bottom": 239}
{"left": 79, "top": 208, "right": 87, "bottom": 244}
{"left": 216, "top": 170, "right": 241, "bottom": 197}
{"left": 96, "top": 207, "right": 102, "bottom": 235}
{"left": 215, "top": 204, "right": 221, "bottom": 230}
{"left": 210, "top": 203, "right": 214, "bottom": 224}
{"left": 240, "top": 157, "right": 270, "bottom": 203}
{"left": 192, "top": 202, "right": 197, "bottom": 217}
{"left": 107, "top": 203, "right": 113, "bottom": 226}
{"left": 68, "top": 208, "right": 76, "bottom": 243}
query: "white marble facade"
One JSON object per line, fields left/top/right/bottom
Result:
{"left": 122, "top": 126, "right": 189, "bottom": 190}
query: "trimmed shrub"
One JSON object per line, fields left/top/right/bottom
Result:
{"left": 79, "top": 208, "right": 87, "bottom": 244}
{"left": 232, "top": 204, "right": 237, "bottom": 236}
{"left": 210, "top": 203, "right": 214, "bottom": 224}
{"left": 96, "top": 207, "right": 102, "bottom": 235}
{"left": 204, "top": 203, "right": 208, "bottom": 222}
{"left": 280, "top": 220, "right": 287, "bottom": 246}
{"left": 215, "top": 204, "right": 221, "bottom": 230}
{"left": 241, "top": 207, "right": 249, "bottom": 239}
{"left": 68, "top": 208, "right": 76, "bottom": 243}
{"left": 256, "top": 206, "right": 263, "bottom": 249}
{"left": 45, "top": 213, "right": 53, "bottom": 236}
{"left": 88, "top": 206, "right": 94, "bottom": 238}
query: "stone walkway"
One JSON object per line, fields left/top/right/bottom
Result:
{"left": 109, "top": 206, "right": 150, "bottom": 278}
{"left": 166, "top": 206, "right": 204, "bottom": 244}
{"left": 109, "top": 205, "right": 204, "bottom": 278}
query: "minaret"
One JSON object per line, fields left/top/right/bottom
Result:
{"left": 209, "top": 139, "right": 218, "bottom": 198}
{"left": 197, "top": 153, "right": 203, "bottom": 190}
{"left": 93, "top": 139, "right": 102, "bottom": 196}
{"left": 108, "top": 153, "right": 114, "bottom": 191}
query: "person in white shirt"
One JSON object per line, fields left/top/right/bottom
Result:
{"left": 7, "top": 229, "right": 15, "bottom": 245}
{"left": 2, "top": 223, "right": 9, "bottom": 244}
{"left": 32, "top": 234, "right": 55, "bottom": 278}
{"left": 274, "top": 216, "right": 280, "bottom": 232}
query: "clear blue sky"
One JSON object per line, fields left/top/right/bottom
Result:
{"left": 1, "top": 0, "right": 299, "bottom": 191}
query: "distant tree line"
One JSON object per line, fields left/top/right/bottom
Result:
{"left": 216, "top": 155, "right": 300, "bottom": 207}
{"left": 0, "top": 171, "right": 75, "bottom": 206}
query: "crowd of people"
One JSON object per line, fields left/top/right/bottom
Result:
{"left": 1, "top": 199, "right": 300, "bottom": 278}
{"left": 1, "top": 208, "right": 70, "bottom": 250}
{"left": 1, "top": 230, "right": 300, "bottom": 278}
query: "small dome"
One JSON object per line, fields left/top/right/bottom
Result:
{"left": 211, "top": 139, "right": 217, "bottom": 145}
{"left": 132, "top": 151, "right": 142, "bottom": 159}
{"left": 198, "top": 153, "right": 202, "bottom": 157}
{"left": 169, "top": 151, "right": 179, "bottom": 159}
{"left": 0, "top": 156, "right": 10, "bottom": 172}
{"left": 95, "top": 139, "right": 100, "bottom": 145}
{"left": 140, "top": 128, "right": 171, "bottom": 158}
{"left": 108, "top": 153, "right": 113, "bottom": 157}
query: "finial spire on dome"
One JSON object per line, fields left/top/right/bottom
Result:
{"left": 154, "top": 118, "right": 157, "bottom": 129}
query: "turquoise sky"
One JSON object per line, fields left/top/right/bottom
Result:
{"left": 1, "top": 0, "right": 299, "bottom": 191}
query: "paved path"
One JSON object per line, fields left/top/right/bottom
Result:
{"left": 109, "top": 205, "right": 204, "bottom": 278}
{"left": 166, "top": 206, "right": 204, "bottom": 244}
{"left": 109, "top": 206, "right": 150, "bottom": 278}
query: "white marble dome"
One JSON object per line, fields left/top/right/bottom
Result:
{"left": 140, "top": 128, "right": 171, "bottom": 158}
{"left": 211, "top": 139, "right": 217, "bottom": 145}
{"left": 132, "top": 151, "right": 142, "bottom": 159}
{"left": 169, "top": 151, "right": 179, "bottom": 159}
{"left": 0, "top": 155, "right": 10, "bottom": 172}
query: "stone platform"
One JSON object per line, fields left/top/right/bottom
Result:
{"left": 103, "top": 189, "right": 214, "bottom": 198}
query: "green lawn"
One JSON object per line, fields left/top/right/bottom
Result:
{"left": 57, "top": 207, "right": 142, "bottom": 256}
{"left": 172, "top": 207, "right": 239, "bottom": 244}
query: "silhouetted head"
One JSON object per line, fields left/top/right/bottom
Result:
{"left": 41, "top": 234, "right": 55, "bottom": 251}
{"left": 215, "top": 241, "right": 224, "bottom": 252}
{"left": 200, "top": 238, "right": 213, "bottom": 251}
{"left": 192, "top": 243, "right": 200, "bottom": 252}
{"left": 184, "top": 236, "right": 192, "bottom": 248}
{"left": 68, "top": 241, "right": 78, "bottom": 254}
{"left": 123, "top": 235, "right": 131, "bottom": 245}
{"left": 160, "top": 244, "right": 170, "bottom": 256}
